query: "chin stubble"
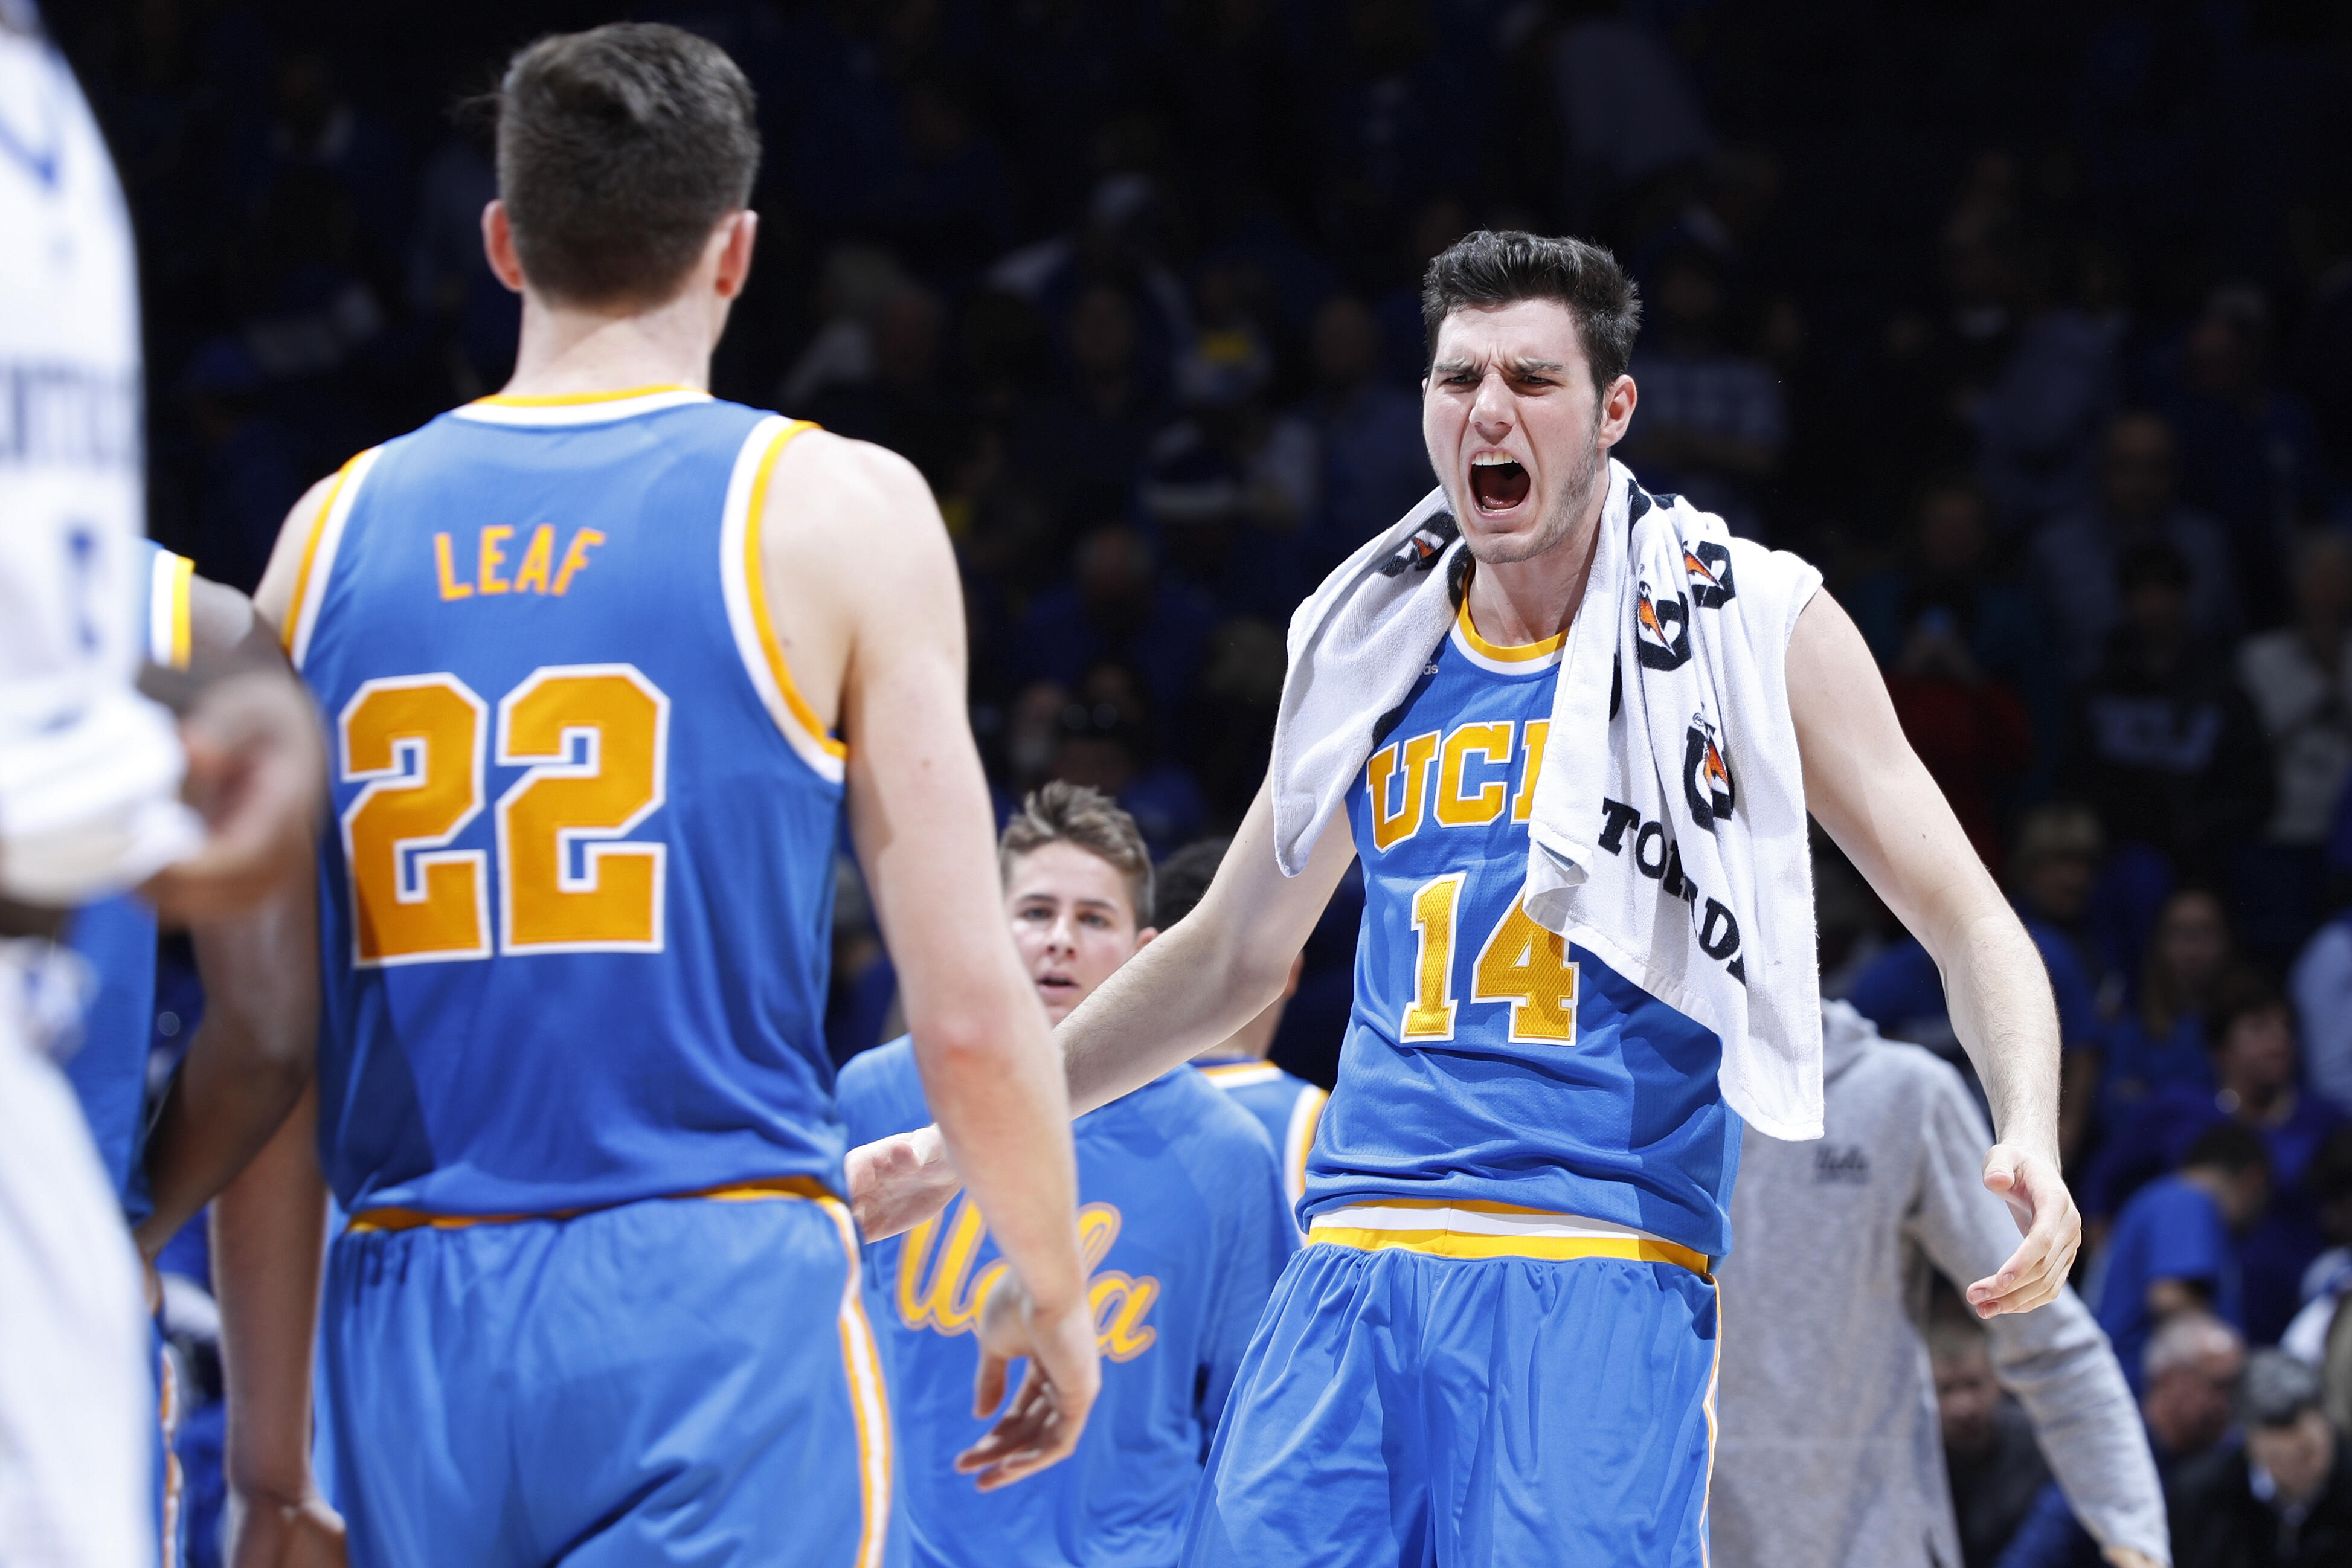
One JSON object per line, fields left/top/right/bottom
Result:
{"left": 1465, "top": 416, "right": 1607, "bottom": 568}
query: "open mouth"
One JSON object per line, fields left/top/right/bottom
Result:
{"left": 1036, "top": 974, "right": 1079, "bottom": 996}
{"left": 1469, "top": 454, "right": 1531, "bottom": 513}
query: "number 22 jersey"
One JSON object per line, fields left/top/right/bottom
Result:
{"left": 288, "top": 388, "right": 847, "bottom": 1219}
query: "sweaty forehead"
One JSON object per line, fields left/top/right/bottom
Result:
{"left": 1432, "top": 298, "right": 1587, "bottom": 369}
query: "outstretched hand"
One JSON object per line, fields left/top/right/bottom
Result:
{"left": 845, "top": 1124, "right": 962, "bottom": 1241}
{"left": 1966, "top": 1144, "right": 2081, "bottom": 1317}
{"left": 954, "top": 1267, "right": 1100, "bottom": 1492}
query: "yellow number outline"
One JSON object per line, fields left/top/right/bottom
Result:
{"left": 338, "top": 674, "right": 493, "bottom": 969}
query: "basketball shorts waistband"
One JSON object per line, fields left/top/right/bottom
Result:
{"left": 1307, "top": 1200, "right": 1711, "bottom": 1276}
{"left": 345, "top": 1174, "right": 837, "bottom": 1234}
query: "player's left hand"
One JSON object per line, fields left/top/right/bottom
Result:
{"left": 846, "top": 1124, "right": 960, "bottom": 1241}
{"left": 143, "top": 672, "right": 324, "bottom": 927}
{"left": 1966, "top": 1143, "right": 2081, "bottom": 1317}
{"left": 2101, "top": 1548, "right": 2161, "bottom": 1568}
{"left": 956, "top": 1266, "right": 1100, "bottom": 1492}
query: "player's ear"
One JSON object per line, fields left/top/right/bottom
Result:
{"left": 714, "top": 210, "right": 758, "bottom": 300}
{"left": 481, "top": 201, "right": 525, "bottom": 294}
{"left": 1133, "top": 925, "right": 1160, "bottom": 953}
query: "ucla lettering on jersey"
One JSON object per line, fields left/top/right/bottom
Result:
{"left": 1316, "top": 597, "right": 1743, "bottom": 1259}
{"left": 288, "top": 387, "right": 849, "bottom": 1217}
{"left": 838, "top": 1036, "right": 1295, "bottom": 1568}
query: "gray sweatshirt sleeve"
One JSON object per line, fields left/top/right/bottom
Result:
{"left": 1901, "top": 1059, "right": 2171, "bottom": 1566}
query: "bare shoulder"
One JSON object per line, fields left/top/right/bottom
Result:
{"left": 765, "top": 428, "right": 946, "bottom": 564}
{"left": 252, "top": 471, "right": 346, "bottom": 634}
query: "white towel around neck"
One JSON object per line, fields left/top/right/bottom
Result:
{"left": 1269, "top": 458, "right": 1827, "bottom": 1141}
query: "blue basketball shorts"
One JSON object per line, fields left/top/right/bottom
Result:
{"left": 322, "top": 1184, "right": 897, "bottom": 1567}
{"left": 1181, "top": 1206, "right": 1721, "bottom": 1568}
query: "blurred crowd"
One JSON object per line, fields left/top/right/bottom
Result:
{"left": 48, "top": 0, "right": 2352, "bottom": 1562}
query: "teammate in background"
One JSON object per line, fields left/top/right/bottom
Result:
{"left": 852, "top": 232, "right": 2082, "bottom": 1567}
{"left": 4, "top": 10, "right": 323, "bottom": 1565}
{"left": 60, "top": 545, "right": 323, "bottom": 1568}
{"left": 1152, "top": 837, "right": 1326, "bottom": 1216}
{"left": 838, "top": 785, "right": 1294, "bottom": 1568}
{"left": 222, "top": 25, "right": 1093, "bottom": 1565}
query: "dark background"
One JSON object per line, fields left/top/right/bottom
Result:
{"left": 48, "top": 4, "right": 2352, "bottom": 1563}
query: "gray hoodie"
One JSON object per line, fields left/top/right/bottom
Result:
{"left": 1710, "top": 1002, "right": 2168, "bottom": 1568}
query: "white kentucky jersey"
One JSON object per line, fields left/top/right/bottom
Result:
{"left": 0, "top": 9, "right": 195, "bottom": 904}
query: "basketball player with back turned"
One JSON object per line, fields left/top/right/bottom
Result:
{"left": 236, "top": 25, "right": 1098, "bottom": 1566}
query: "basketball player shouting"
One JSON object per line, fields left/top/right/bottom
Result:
{"left": 855, "top": 233, "right": 2082, "bottom": 1566}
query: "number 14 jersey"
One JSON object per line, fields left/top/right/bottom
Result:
{"left": 1320, "top": 599, "right": 1742, "bottom": 1259}
{"left": 289, "top": 389, "right": 847, "bottom": 1219}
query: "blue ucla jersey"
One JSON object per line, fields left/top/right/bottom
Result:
{"left": 838, "top": 1037, "right": 1296, "bottom": 1568}
{"left": 288, "top": 388, "right": 847, "bottom": 1216}
{"left": 63, "top": 541, "right": 193, "bottom": 1219}
{"left": 1316, "top": 600, "right": 1742, "bottom": 1258}
{"left": 1196, "top": 1058, "right": 1326, "bottom": 1217}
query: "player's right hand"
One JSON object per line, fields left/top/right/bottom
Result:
{"left": 229, "top": 1491, "right": 346, "bottom": 1568}
{"left": 143, "top": 671, "right": 324, "bottom": 926}
{"left": 954, "top": 1267, "right": 1100, "bottom": 1492}
{"left": 846, "top": 1123, "right": 962, "bottom": 1241}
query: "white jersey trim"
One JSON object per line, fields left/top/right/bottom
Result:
{"left": 448, "top": 388, "right": 712, "bottom": 428}
{"left": 1309, "top": 1203, "right": 1677, "bottom": 1247}
{"left": 716, "top": 417, "right": 844, "bottom": 785}
{"left": 286, "top": 446, "right": 382, "bottom": 672}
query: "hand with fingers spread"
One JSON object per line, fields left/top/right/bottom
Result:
{"left": 1964, "top": 1143, "right": 2082, "bottom": 1317}
{"left": 954, "top": 1266, "right": 1100, "bottom": 1491}
{"left": 846, "top": 1124, "right": 962, "bottom": 1242}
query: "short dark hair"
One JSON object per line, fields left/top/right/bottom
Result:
{"left": 496, "top": 24, "right": 759, "bottom": 308}
{"left": 1154, "top": 837, "right": 1230, "bottom": 930}
{"left": 2182, "top": 1120, "right": 2269, "bottom": 1177}
{"left": 2240, "top": 1349, "right": 2322, "bottom": 1428}
{"left": 1000, "top": 781, "right": 1154, "bottom": 927}
{"left": 2207, "top": 979, "right": 2289, "bottom": 1056}
{"left": 1420, "top": 231, "right": 1642, "bottom": 390}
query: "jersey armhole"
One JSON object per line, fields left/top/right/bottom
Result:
{"left": 283, "top": 446, "right": 384, "bottom": 670}
{"left": 718, "top": 416, "right": 847, "bottom": 785}
{"left": 144, "top": 547, "right": 194, "bottom": 670}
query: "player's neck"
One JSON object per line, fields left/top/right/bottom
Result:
{"left": 1461, "top": 475, "right": 1607, "bottom": 648}
{"left": 497, "top": 289, "right": 721, "bottom": 401}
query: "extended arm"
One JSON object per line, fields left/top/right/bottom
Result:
{"left": 213, "top": 1087, "right": 344, "bottom": 1566}
{"left": 780, "top": 435, "right": 1096, "bottom": 1486}
{"left": 1790, "top": 590, "right": 2080, "bottom": 1313}
{"left": 1061, "top": 778, "right": 1356, "bottom": 1116}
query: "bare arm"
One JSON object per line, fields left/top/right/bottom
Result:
{"left": 1790, "top": 590, "right": 2081, "bottom": 1314}
{"left": 213, "top": 1087, "right": 345, "bottom": 1567}
{"left": 133, "top": 873, "right": 318, "bottom": 1259}
{"left": 770, "top": 433, "right": 1096, "bottom": 1485}
{"left": 1060, "top": 777, "right": 1356, "bottom": 1116}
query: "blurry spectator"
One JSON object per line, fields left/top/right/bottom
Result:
{"left": 1542, "top": 0, "right": 1714, "bottom": 230}
{"left": 2169, "top": 1351, "right": 2351, "bottom": 1566}
{"left": 2100, "top": 889, "right": 2246, "bottom": 1134}
{"left": 779, "top": 245, "right": 919, "bottom": 410}
{"left": 1933, "top": 1322, "right": 2055, "bottom": 1568}
{"left": 1995, "top": 1311, "right": 2248, "bottom": 1566}
{"left": 2287, "top": 895, "right": 2352, "bottom": 1118}
{"left": 1712, "top": 1002, "right": 2165, "bottom": 1568}
{"left": 863, "top": 73, "right": 1015, "bottom": 288}
{"left": 223, "top": 49, "right": 411, "bottom": 273}
{"left": 2286, "top": 204, "right": 2352, "bottom": 507}
{"left": 2238, "top": 533, "right": 2352, "bottom": 847}
{"left": 2031, "top": 414, "right": 2240, "bottom": 681}
{"left": 1300, "top": 295, "right": 1431, "bottom": 568}
{"left": 2281, "top": 1130, "right": 2352, "bottom": 1432}
{"left": 1878, "top": 590, "right": 2034, "bottom": 873}
{"left": 796, "top": 278, "right": 966, "bottom": 487}
{"left": 1969, "top": 249, "right": 2121, "bottom": 534}
{"left": 2008, "top": 808, "right": 2121, "bottom": 1165}
{"left": 1009, "top": 283, "right": 1171, "bottom": 529}
{"left": 2158, "top": 288, "right": 2328, "bottom": 597}
{"left": 2086, "top": 984, "right": 2345, "bottom": 1346}
{"left": 1011, "top": 524, "right": 1217, "bottom": 736}
{"left": 1620, "top": 245, "right": 1785, "bottom": 539}
{"left": 2060, "top": 543, "right": 2270, "bottom": 879}
{"left": 1182, "top": 616, "right": 1288, "bottom": 823}
{"left": 989, "top": 173, "right": 1194, "bottom": 392}
{"left": 1043, "top": 663, "right": 1210, "bottom": 859}
{"left": 1849, "top": 476, "right": 2043, "bottom": 695}
{"left": 2095, "top": 1122, "right": 2268, "bottom": 1397}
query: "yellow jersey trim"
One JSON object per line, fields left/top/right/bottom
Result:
{"left": 165, "top": 552, "right": 195, "bottom": 670}
{"left": 742, "top": 420, "right": 847, "bottom": 761}
{"left": 1309, "top": 1223, "right": 1708, "bottom": 1274}
{"left": 1454, "top": 598, "right": 1569, "bottom": 661}
{"left": 473, "top": 383, "right": 702, "bottom": 408}
{"left": 344, "top": 1174, "right": 836, "bottom": 1233}
{"left": 281, "top": 448, "right": 371, "bottom": 661}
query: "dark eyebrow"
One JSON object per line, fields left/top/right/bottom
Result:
{"left": 1508, "top": 359, "right": 1569, "bottom": 374}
